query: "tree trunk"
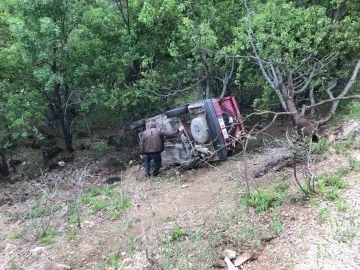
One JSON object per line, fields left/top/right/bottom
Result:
{"left": 49, "top": 46, "right": 74, "bottom": 152}
{"left": 294, "top": 115, "right": 319, "bottom": 136}
{"left": 49, "top": 83, "right": 75, "bottom": 152}
{"left": 284, "top": 85, "right": 318, "bottom": 136}
{"left": 0, "top": 149, "right": 10, "bottom": 177}
{"left": 59, "top": 84, "right": 74, "bottom": 152}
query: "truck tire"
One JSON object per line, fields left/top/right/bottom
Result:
{"left": 130, "top": 119, "right": 145, "bottom": 130}
{"left": 164, "top": 106, "right": 188, "bottom": 118}
{"left": 204, "top": 100, "right": 228, "bottom": 160}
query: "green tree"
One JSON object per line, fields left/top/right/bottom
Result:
{"left": 0, "top": 0, "right": 44, "bottom": 176}
{"left": 130, "top": 0, "right": 246, "bottom": 102}
{"left": 232, "top": 0, "right": 360, "bottom": 135}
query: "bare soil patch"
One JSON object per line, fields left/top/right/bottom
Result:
{"left": 1, "top": 122, "right": 360, "bottom": 270}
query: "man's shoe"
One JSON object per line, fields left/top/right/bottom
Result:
{"left": 145, "top": 173, "right": 151, "bottom": 177}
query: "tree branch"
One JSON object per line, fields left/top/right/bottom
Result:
{"left": 294, "top": 69, "right": 315, "bottom": 94}
{"left": 244, "top": 0, "right": 287, "bottom": 110}
{"left": 219, "top": 57, "right": 235, "bottom": 98}
{"left": 305, "top": 95, "right": 360, "bottom": 110}
{"left": 315, "top": 60, "right": 360, "bottom": 125}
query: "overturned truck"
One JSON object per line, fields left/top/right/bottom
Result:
{"left": 130, "top": 96, "right": 246, "bottom": 167}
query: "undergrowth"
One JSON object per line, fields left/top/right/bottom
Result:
{"left": 242, "top": 181, "right": 289, "bottom": 212}
{"left": 80, "top": 184, "right": 131, "bottom": 219}
{"left": 316, "top": 159, "right": 359, "bottom": 201}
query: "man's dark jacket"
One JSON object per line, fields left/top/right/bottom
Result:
{"left": 140, "top": 127, "right": 179, "bottom": 154}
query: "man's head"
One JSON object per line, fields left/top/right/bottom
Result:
{"left": 149, "top": 119, "right": 157, "bottom": 128}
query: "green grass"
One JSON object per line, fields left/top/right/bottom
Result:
{"left": 336, "top": 200, "right": 348, "bottom": 212}
{"left": 312, "top": 138, "right": 330, "bottom": 156}
{"left": 273, "top": 212, "right": 283, "bottom": 235}
{"left": 79, "top": 187, "right": 131, "bottom": 220}
{"left": 354, "top": 140, "right": 360, "bottom": 149}
{"left": 126, "top": 236, "right": 136, "bottom": 253}
{"left": 113, "top": 195, "right": 131, "bottom": 210}
{"left": 3, "top": 211, "right": 19, "bottom": 218}
{"left": 333, "top": 211, "right": 358, "bottom": 246}
{"left": 53, "top": 205, "right": 62, "bottom": 212}
{"left": 76, "top": 186, "right": 131, "bottom": 220}
{"left": 347, "top": 100, "right": 360, "bottom": 120}
{"left": 334, "top": 144, "right": 351, "bottom": 156}
{"left": 171, "top": 225, "right": 184, "bottom": 241}
{"left": 9, "top": 260, "right": 20, "bottom": 270}
{"left": 39, "top": 227, "right": 57, "bottom": 244}
{"left": 298, "top": 228, "right": 308, "bottom": 238}
{"left": 316, "top": 162, "right": 359, "bottom": 201}
{"left": 94, "top": 252, "right": 120, "bottom": 270}
{"left": 319, "top": 174, "right": 346, "bottom": 189}
{"left": 9, "top": 229, "right": 24, "bottom": 239}
{"left": 104, "top": 187, "right": 116, "bottom": 197}
{"left": 24, "top": 204, "right": 63, "bottom": 220}
{"left": 333, "top": 131, "right": 357, "bottom": 156}
{"left": 25, "top": 204, "right": 47, "bottom": 219}
{"left": 318, "top": 208, "right": 330, "bottom": 222}
{"left": 92, "top": 198, "right": 108, "bottom": 212}
{"left": 86, "top": 187, "right": 102, "bottom": 197}
{"left": 80, "top": 195, "right": 91, "bottom": 204}
{"left": 242, "top": 182, "right": 288, "bottom": 212}
{"left": 80, "top": 187, "right": 102, "bottom": 204}
{"left": 67, "top": 227, "right": 79, "bottom": 240}
{"left": 91, "top": 143, "right": 111, "bottom": 153}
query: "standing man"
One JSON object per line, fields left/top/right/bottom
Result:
{"left": 140, "top": 120, "right": 185, "bottom": 177}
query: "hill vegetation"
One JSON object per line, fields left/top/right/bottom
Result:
{"left": 1, "top": 0, "right": 360, "bottom": 175}
{"left": 0, "top": 2, "right": 360, "bottom": 268}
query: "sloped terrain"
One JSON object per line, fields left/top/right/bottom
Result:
{"left": 0, "top": 123, "right": 360, "bottom": 270}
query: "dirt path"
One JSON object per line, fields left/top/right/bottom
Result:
{"left": 0, "top": 147, "right": 360, "bottom": 270}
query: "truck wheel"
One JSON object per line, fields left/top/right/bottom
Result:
{"left": 130, "top": 119, "right": 145, "bottom": 130}
{"left": 164, "top": 106, "right": 188, "bottom": 117}
{"left": 204, "top": 100, "right": 228, "bottom": 160}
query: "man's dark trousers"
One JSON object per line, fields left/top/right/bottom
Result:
{"left": 144, "top": 153, "right": 162, "bottom": 176}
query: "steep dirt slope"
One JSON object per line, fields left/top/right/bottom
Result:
{"left": 0, "top": 144, "right": 360, "bottom": 269}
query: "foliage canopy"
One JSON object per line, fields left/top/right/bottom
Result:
{"left": 0, "top": 0, "right": 359, "bottom": 160}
